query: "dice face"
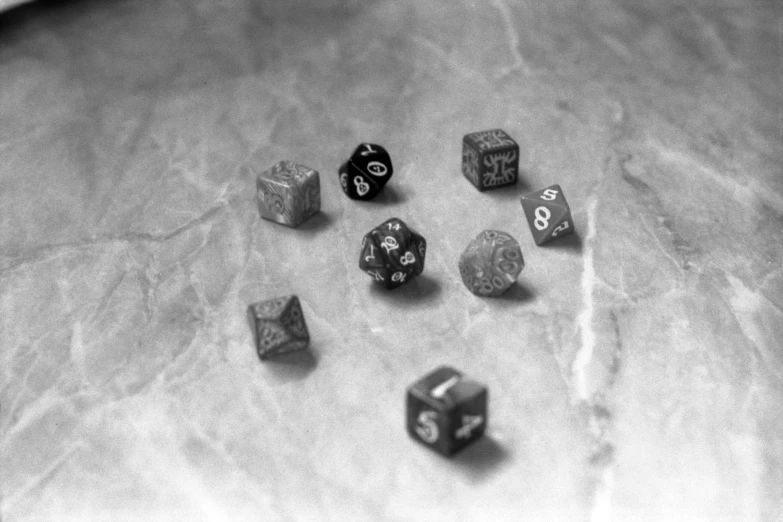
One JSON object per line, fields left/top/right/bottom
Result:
{"left": 520, "top": 184, "right": 574, "bottom": 245}
{"left": 358, "top": 217, "right": 426, "bottom": 289}
{"left": 406, "top": 366, "right": 488, "bottom": 456}
{"left": 247, "top": 295, "right": 310, "bottom": 360}
{"left": 462, "top": 129, "right": 519, "bottom": 191}
{"left": 459, "top": 230, "right": 524, "bottom": 297}
{"left": 256, "top": 161, "right": 321, "bottom": 227}
{"left": 339, "top": 143, "right": 393, "bottom": 200}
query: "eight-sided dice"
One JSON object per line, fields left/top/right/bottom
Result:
{"left": 255, "top": 160, "right": 321, "bottom": 227}
{"left": 520, "top": 184, "right": 574, "bottom": 245}
{"left": 462, "top": 129, "right": 520, "bottom": 191}
{"left": 406, "top": 366, "right": 488, "bottom": 456}
{"left": 459, "top": 230, "right": 524, "bottom": 297}
{"left": 358, "top": 217, "right": 426, "bottom": 289}
{"left": 339, "top": 143, "right": 393, "bottom": 200}
{"left": 247, "top": 295, "right": 310, "bottom": 360}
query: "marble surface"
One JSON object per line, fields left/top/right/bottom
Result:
{"left": 1, "top": 0, "right": 782, "bottom": 520}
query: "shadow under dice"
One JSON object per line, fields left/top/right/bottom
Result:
{"left": 358, "top": 217, "right": 426, "bottom": 289}
{"left": 520, "top": 184, "right": 574, "bottom": 245}
{"left": 406, "top": 366, "right": 488, "bottom": 456}
{"left": 247, "top": 295, "right": 310, "bottom": 360}
{"left": 462, "top": 129, "right": 519, "bottom": 191}
{"left": 459, "top": 230, "right": 524, "bottom": 297}
{"left": 339, "top": 143, "right": 393, "bottom": 200}
{"left": 256, "top": 160, "right": 321, "bottom": 228}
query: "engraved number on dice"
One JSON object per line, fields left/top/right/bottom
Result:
{"left": 364, "top": 244, "right": 376, "bottom": 262}
{"left": 354, "top": 176, "right": 370, "bottom": 196}
{"left": 387, "top": 222, "right": 401, "bottom": 231}
{"left": 400, "top": 252, "right": 416, "bottom": 265}
{"left": 415, "top": 411, "right": 439, "bottom": 444}
{"left": 392, "top": 271, "right": 407, "bottom": 283}
{"left": 367, "top": 270, "right": 384, "bottom": 281}
{"left": 367, "top": 161, "right": 388, "bottom": 177}
{"left": 360, "top": 144, "right": 376, "bottom": 156}
{"left": 455, "top": 415, "right": 484, "bottom": 439}
{"left": 381, "top": 236, "right": 399, "bottom": 253}
{"left": 552, "top": 221, "right": 570, "bottom": 237}
{"left": 540, "top": 188, "right": 559, "bottom": 201}
{"left": 340, "top": 173, "right": 348, "bottom": 188}
{"left": 534, "top": 206, "right": 551, "bottom": 230}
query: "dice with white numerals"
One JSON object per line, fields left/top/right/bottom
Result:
{"left": 406, "top": 366, "right": 488, "bottom": 456}
{"left": 358, "top": 218, "right": 426, "bottom": 289}
{"left": 339, "top": 143, "right": 393, "bottom": 200}
{"left": 520, "top": 184, "right": 574, "bottom": 245}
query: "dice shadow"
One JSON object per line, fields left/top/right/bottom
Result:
{"left": 366, "top": 185, "right": 406, "bottom": 206}
{"left": 494, "top": 281, "right": 536, "bottom": 303}
{"left": 541, "top": 229, "right": 583, "bottom": 253}
{"left": 450, "top": 435, "right": 510, "bottom": 484}
{"left": 368, "top": 274, "right": 441, "bottom": 305}
{"left": 296, "top": 210, "right": 334, "bottom": 233}
{"left": 479, "top": 175, "right": 533, "bottom": 202}
{"left": 261, "top": 348, "right": 318, "bottom": 383}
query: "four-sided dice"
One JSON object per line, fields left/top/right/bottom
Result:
{"left": 459, "top": 230, "right": 524, "bottom": 297}
{"left": 339, "top": 143, "right": 393, "bottom": 200}
{"left": 359, "top": 218, "right": 426, "bottom": 289}
{"left": 520, "top": 184, "right": 574, "bottom": 245}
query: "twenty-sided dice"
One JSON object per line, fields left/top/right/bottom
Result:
{"left": 247, "top": 295, "right": 310, "bottom": 360}
{"left": 459, "top": 230, "right": 524, "bottom": 297}
{"left": 339, "top": 143, "right": 393, "bottom": 200}
{"left": 406, "top": 366, "right": 488, "bottom": 456}
{"left": 462, "top": 129, "right": 519, "bottom": 191}
{"left": 520, "top": 184, "right": 574, "bottom": 245}
{"left": 359, "top": 217, "right": 426, "bottom": 289}
{"left": 255, "top": 160, "right": 320, "bottom": 228}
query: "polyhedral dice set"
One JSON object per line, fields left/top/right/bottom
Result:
{"left": 246, "top": 131, "right": 576, "bottom": 457}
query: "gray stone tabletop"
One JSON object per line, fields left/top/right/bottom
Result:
{"left": 1, "top": 0, "right": 781, "bottom": 520}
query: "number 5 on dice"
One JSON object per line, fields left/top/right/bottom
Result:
{"left": 520, "top": 184, "right": 574, "bottom": 245}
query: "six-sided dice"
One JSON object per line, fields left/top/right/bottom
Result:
{"left": 459, "top": 230, "right": 524, "bottom": 297}
{"left": 359, "top": 217, "right": 426, "bottom": 289}
{"left": 520, "top": 184, "right": 574, "bottom": 245}
{"left": 406, "top": 366, "right": 488, "bottom": 456}
{"left": 339, "top": 143, "right": 393, "bottom": 200}
{"left": 462, "top": 129, "right": 520, "bottom": 191}
{"left": 255, "top": 160, "right": 321, "bottom": 228}
{"left": 247, "top": 295, "right": 310, "bottom": 360}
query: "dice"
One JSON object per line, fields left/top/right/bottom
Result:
{"left": 247, "top": 295, "right": 310, "bottom": 360}
{"left": 459, "top": 230, "right": 524, "bottom": 297}
{"left": 406, "top": 366, "right": 488, "bottom": 456}
{"left": 520, "top": 184, "right": 574, "bottom": 245}
{"left": 339, "top": 143, "right": 393, "bottom": 200}
{"left": 359, "top": 217, "right": 426, "bottom": 289}
{"left": 462, "top": 129, "right": 520, "bottom": 191}
{"left": 255, "top": 160, "right": 320, "bottom": 227}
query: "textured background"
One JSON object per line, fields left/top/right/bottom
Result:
{"left": 1, "top": 0, "right": 782, "bottom": 520}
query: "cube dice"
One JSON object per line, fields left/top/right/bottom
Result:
{"left": 338, "top": 143, "right": 393, "bottom": 200}
{"left": 247, "top": 295, "right": 310, "bottom": 360}
{"left": 520, "top": 184, "right": 574, "bottom": 245}
{"left": 406, "top": 366, "right": 488, "bottom": 456}
{"left": 462, "top": 129, "right": 519, "bottom": 191}
{"left": 256, "top": 160, "right": 320, "bottom": 227}
{"left": 359, "top": 217, "right": 426, "bottom": 290}
{"left": 459, "top": 230, "right": 524, "bottom": 297}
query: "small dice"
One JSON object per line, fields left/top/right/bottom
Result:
{"left": 459, "top": 230, "right": 524, "bottom": 297}
{"left": 406, "top": 366, "right": 488, "bottom": 456}
{"left": 520, "top": 184, "right": 574, "bottom": 245}
{"left": 359, "top": 217, "right": 426, "bottom": 289}
{"left": 255, "top": 160, "right": 320, "bottom": 228}
{"left": 247, "top": 295, "right": 310, "bottom": 360}
{"left": 339, "top": 143, "right": 393, "bottom": 200}
{"left": 462, "top": 129, "right": 520, "bottom": 191}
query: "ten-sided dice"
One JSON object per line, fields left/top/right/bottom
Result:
{"left": 255, "top": 160, "right": 320, "bottom": 227}
{"left": 247, "top": 295, "right": 310, "bottom": 360}
{"left": 359, "top": 217, "right": 426, "bottom": 289}
{"left": 339, "top": 143, "right": 393, "bottom": 200}
{"left": 462, "top": 129, "right": 520, "bottom": 191}
{"left": 406, "top": 366, "right": 488, "bottom": 456}
{"left": 459, "top": 230, "right": 524, "bottom": 297}
{"left": 520, "top": 184, "right": 574, "bottom": 245}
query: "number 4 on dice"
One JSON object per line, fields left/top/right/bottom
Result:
{"left": 520, "top": 184, "right": 574, "bottom": 245}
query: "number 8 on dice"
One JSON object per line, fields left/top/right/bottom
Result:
{"left": 520, "top": 184, "right": 574, "bottom": 245}
{"left": 359, "top": 218, "right": 426, "bottom": 289}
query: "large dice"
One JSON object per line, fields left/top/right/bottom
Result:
{"left": 462, "top": 129, "right": 520, "bottom": 191}
{"left": 358, "top": 217, "right": 426, "bottom": 289}
{"left": 339, "top": 143, "right": 393, "bottom": 200}
{"left": 406, "top": 366, "right": 488, "bottom": 456}
{"left": 520, "top": 184, "right": 574, "bottom": 245}
{"left": 255, "top": 160, "right": 321, "bottom": 228}
{"left": 247, "top": 295, "right": 310, "bottom": 360}
{"left": 459, "top": 230, "right": 524, "bottom": 297}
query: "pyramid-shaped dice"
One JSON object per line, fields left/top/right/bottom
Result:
{"left": 247, "top": 295, "right": 310, "bottom": 360}
{"left": 520, "top": 184, "right": 574, "bottom": 245}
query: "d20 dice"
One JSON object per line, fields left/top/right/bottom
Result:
{"left": 462, "top": 129, "right": 520, "bottom": 191}
{"left": 358, "top": 217, "right": 426, "bottom": 289}
{"left": 247, "top": 295, "right": 310, "bottom": 360}
{"left": 520, "top": 184, "right": 574, "bottom": 245}
{"left": 459, "top": 230, "right": 524, "bottom": 297}
{"left": 406, "top": 366, "right": 488, "bottom": 456}
{"left": 339, "top": 143, "right": 393, "bottom": 200}
{"left": 255, "top": 160, "right": 321, "bottom": 228}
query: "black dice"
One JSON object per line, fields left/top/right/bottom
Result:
{"left": 359, "top": 217, "right": 426, "bottom": 290}
{"left": 338, "top": 143, "right": 393, "bottom": 200}
{"left": 406, "top": 366, "right": 488, "bottom": 456}
{"left": 462, "top": 129, "right": 519, "bottom": 191}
